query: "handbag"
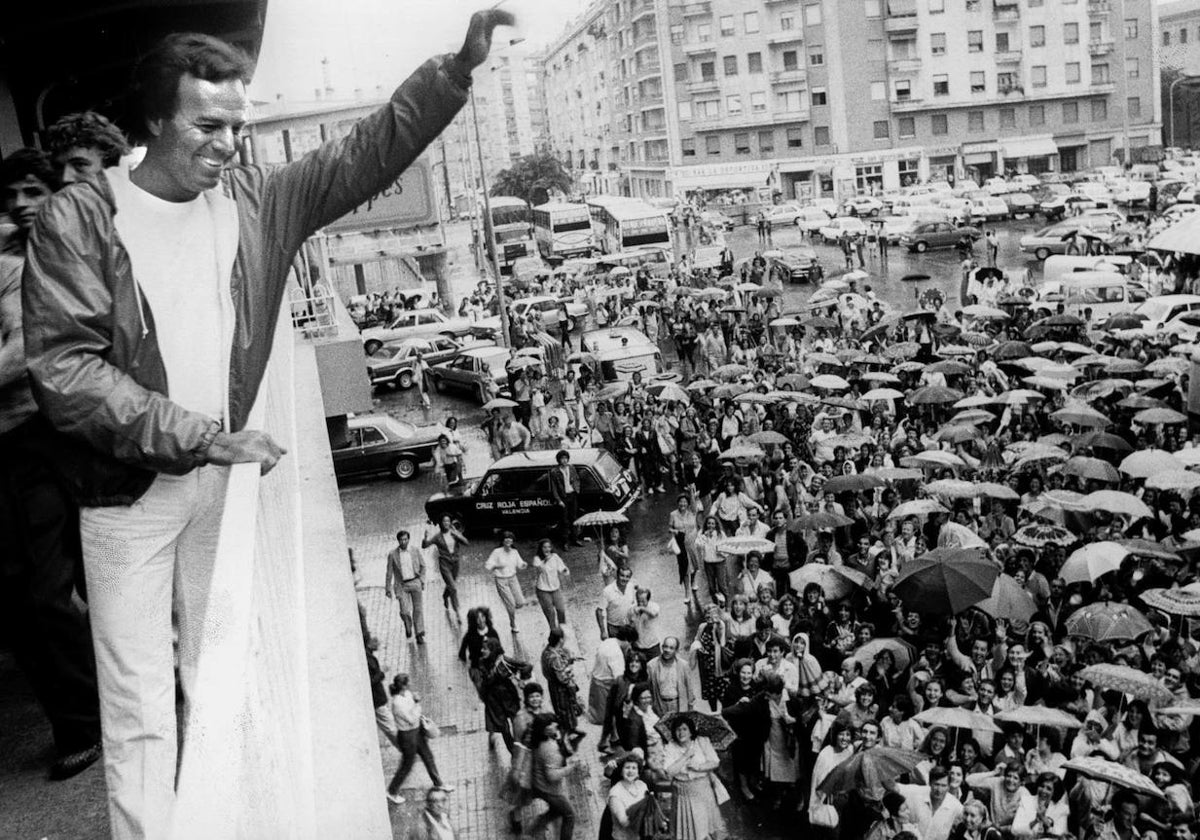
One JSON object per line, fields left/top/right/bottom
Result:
{"left": 419, "top": 714, "right": 441, "bottom": 739}
{"left": 667, "top": 535, "right": 681, "bottom": 555}
{"left": 809, "top": 799, "right": 839, "bottom": 828}
{"left": 709, "top": 773, "right": 730, "bottom": 806}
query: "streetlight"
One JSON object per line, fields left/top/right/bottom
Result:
{"left": 1170, "top": 74, "right": 1200, "bottom": 149}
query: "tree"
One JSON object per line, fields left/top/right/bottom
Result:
{"left": 490, "top": 151, "right": 573, "bottom": 206}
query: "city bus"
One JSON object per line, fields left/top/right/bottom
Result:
{"left": 485, "top": 196, "right": 534, "bottom": 262}
{"left": 602, "top": 201, "right": 672, "bottom": 256}
{"left": 532, "top": 202, "right": 595, "bottom": 260}
{"left": 585, "top": 195, "right": 633, "bottom": 245}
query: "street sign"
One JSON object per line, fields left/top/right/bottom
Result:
{"left": 323, "top": 158, "right": 439, "bottom": 234}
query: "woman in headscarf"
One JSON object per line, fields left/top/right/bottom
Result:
{"left": 948, "top": 800, "right": 1005, "bottom": 840}
{"left": 786, "top": 631, "right": 827, "bottom": 698}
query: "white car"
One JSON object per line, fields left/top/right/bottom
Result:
{"left": 844, "top": 195, "right": 886, "bottom": 217}
{"left": 1164, "top": 203, "right": 1200, "bottom": 223}
{"left": 761, "top": 203, "right": 805, "bottom": 228}
{"left": 474, "top": 295, "right": 588, "bottom": 334}
{"left": 935, "top": 196, "right": 974, "bottom": 220}
{"left": 796, "top": 206, "right": 833, "bottom": 233}
{"left": 951, "top": 180, "right": 981, "bottom": 196}
{"left": 1163, "top": 310, "right": 1200, "bottom": 343}
{"left": 1075, "top": 182, "right": 1113, "bottom": 206}
{"left": 805, "top": 197, "right": 840, "bottom": 216}
{"left": 880, "top": 215, "right": 919, "bottom": 243}
{"left": 983, "top": 177, "right": 1011, "bottom": 196}
{"left": 361, "top": 308, "right": 474, "bottom": 355}
{"left": 970, "top": 197, "right": 1011, "bottom": 222}
{"left": 819, "top": 217, "right": 869, "bottom": 243}
{"left": 1135, "top": 295, "right": 1200, "bottom": 332}
{"left": 1011, "top": 174, "right": 1041, "bottom": 191}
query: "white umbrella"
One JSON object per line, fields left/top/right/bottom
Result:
{"left": 888, "top": 499, "right": 950, "bottom": 520}
{"left": 900, "top": 451, "right": 966, "bottom": 469}
{"left": 1146, "top": 470, "right": 1200, "bottom": 493}
{"left": 1060, "top": 541, "right": 1130, "bottom": 584}
{"left": 862, "top": 387, "right": 905, "bottom": 401}
{"left": 770, "top": 317, "right": 801, "bottom": 327}
{"left": 1076, "top": 490, "right": 1154, "bottom": 521}
{"left": 1119, "top": 449, "right": 1184, "bottom": 478}
{"left": 810, "top": 374, "right": 851, "bottom": 390}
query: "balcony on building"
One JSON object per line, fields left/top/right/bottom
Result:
{"left": 683, "top": 41, "right": 718, "bottom": 56}
{"left": 767, "top": 31, "right": 805, "bottom": 45}
{"left": 639, "top": 90, "right": 665, "bottom": 105}
{"left": 993, "top": 0, "right": 1020, "bottom": 22}
{"left": 889, "top": 95, "right": 929, "bottom": 112}
{"left": 637, "top": 60, "right": 663, "bottom": 80}
{"left": 997, "top": 83, "right": 1025, "bottom": 97}
{"left": 763, "top": 0, "right": 799, "bottom": 4}
{"left": 884, "top": 0, "right": 918, "bottom": 34}
{"left": 676, "top": 1, "right": 713, "bottom": 17}
{"left": 770, "top": 68, "right": 808, "bottom": 85}
{"left": 887, "top": 57, "right": 922, "bottom": 74}
{"left": 692, "top": 109, "right": 807, "bottom": 130}
{"left": 1087, "top": 0, "right": 1111, "bottom": 14}
{"left": 994, "top": 49, "right": 1023, "bottom": 64}
{"left": 1087, "top": 39, "right": 1114, "bottom": 56}
{"left": 687, "top": 76, "right": 720, "bottom": 93}
{"left": 631, "top": 0, "right": 657, "bottom": 23}
{"left": 635, "top": 26, "right": 657, "bottom": 47}
{"left": 1089, "top": 81, "right": 1116, "bottom": 94}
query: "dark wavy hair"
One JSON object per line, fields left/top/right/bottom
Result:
{"left": 0, "top": 148, "right": 59, "bottom": 192}
{"left": 45, "top": 111, "right": 130, "bottom": 165}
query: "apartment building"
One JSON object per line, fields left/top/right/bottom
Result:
{"left": 1161, "top": 0, "right": 1200, "bottom": 149}
{"left": 541, "top": 0, "right": 1161, "bottom": 202}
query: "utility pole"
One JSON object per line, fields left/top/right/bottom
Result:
{"left": 470, "top": 87, "right": 511, "bottom": 348}
{"left": 457, "top": 116, "right": 481, "bottom": 270}
{"left": 438, "top": 137, "right": 453, "bottom": 220}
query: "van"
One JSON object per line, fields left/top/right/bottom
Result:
{"left": 580, "top": 327, "right": 677, "bottom": 384}
{"left": 1042, "top": 254, "right": 1133, "bottom": 286}
{"left": 1035, "top": 271, "right": 1145, "bottom": 322}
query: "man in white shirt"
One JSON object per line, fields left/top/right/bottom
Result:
{"left": 896, "top": 766, "right": 964, "bottom": 840}
{"left": 735, "top": 506, "right": 770, "bottom": 539}
{"left": 596, "top": 566, "right": 637, "bottom": 640}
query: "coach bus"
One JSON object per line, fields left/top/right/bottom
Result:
{"left": 601, "top": 201, "right": 672, "bottom": 256}
{"left": 485, "top": 196, "right": 534, "bottom": 262}
{"left": 585, "top": 195, "right": 632, "bottom": 246}
{"left": 532, "top": 202, "right": 595, "bottom": 260}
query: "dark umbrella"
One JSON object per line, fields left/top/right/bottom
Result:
{"left": 790, "top": 511, "right": 854, "bottom": 532}
{"left": 994, "top": 340, "right": 1033, "bottom": 360}
{"left": 1073, "top": 431, "right": 1134, "bottom": 453}
{"left": 655, "top": 710, "right": 737, "bottom": 751}
{"left": 974, "top": 267, "right": 1003, "bottom": 281}
{"left": 823, "top": 474, "right": 886, "bottom": 494}
{"left": 907, "top": 385, "right": 964, "bottom": 405}
{"left": 901, "top": 273, "right": 931, "bottom": 282}
{"left": 817, "top": 747, "right": 925, "bottom": 800}
{"left": 1102, "top": 312, "right": 1148, "bottom": 331}
{"left": 901, "top": 309, "right": 938, "bottom": 321}
{"left": 892, "top": 552, "right": 999, "bottom": 614}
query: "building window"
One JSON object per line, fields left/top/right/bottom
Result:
{"left": 787, "top": 128, "right": 803, "bottom": 147}
{"left": 719, "top": 15, "right": 735, "bottom": 36}
{"left": 965, "top": 0, "right": 979, "bottom": 10}
{"left": 751, "top": 91, "right": 767, "bottom": 112}
{"left": 1124, "top": 18, "right": 1138, "bottom": 39}
{"left": 706, "top": 135, "right": 721, "bottom": 155}
{"left": 1182, "top": 28, "right": 1190, "bottom": 44}
{"left": 810, "top": 50, "right": 825, "bottom": 66}
{"left": 898, "top": 116, "right": 916, "bottom": 137}
{"left": 996, "top": 32, "right": 1011, "bottom": 53}
{"left": 1031, "top": 65, "right": 1047, "bottom": 88}
{"left": 678, "top": 101, "right": 693, "bottom": 121}
{"left": 1091, "top": 98, "right": 1108, "bottom": 121}
{"left": 697, "top": 22, "right": 712, "bottom": 42}
{"left": 681, "top": 138, "right": 696, "bottom": 157}
{"left": 1063, "top": 101, "right": 1079, "bottom": 124}
{"left": 968, "top": 31, "right": 983, "bottom": 52}
{"left": 1126, "top": 58, "right": 1140, "bottom": 79}
{"left": 777, "top": 90, "right": 804, "bottom": 111}
{"left": 700, "top": 61, "right": 715, "bottom": 80}
{"left": 696, "top": 99, "right": 720, "bottom": 118}
{"left": 931, "top": 114, "right": 949, "bottom": 135}
{"left": 812, "top": 88, "right": 828, "bottom": 106}
{"left": 726, "top": 95, "right": 743, "bottom": 115}
{"left": 1000, "top": 107, "right": 1016, "bottom": 128}
{"left": 856, "top": 164, "right": 884, "bottom": 192}
{"left": 968, "top": 111, "right": 985, "bottom": 132}
{"left": 781, "top": 14, "right": 795, "bottom": 30}
{"left": 744, "top": 12, "right": 760, "bottom": 33}
{"left": 970, "top": 72, "right": 986, "bottom": 93}
{"left": 1030, "top": 26, "right": 1045, "bottom": 48}
{"left": 1064, "top": 23, "right": 1079, "bottom": 44}
{"left": 873, "top": 120, "right": 890, "bottom": 139}
{"left": 734, "top": 132, "right": 751, "bottom": 155}
{"left": 1029, "top": 103, "right": 1045, "bottom": 125}
{"left": 724, "top": 55, "right": 738, "bottom": 75}
{"left": 894, "top": 79, "right": 912, "bottom": 101}
{"left": 759, "top": 130, "right": 775, "bottom": 152}
{"left": 814, "top": 126, "right": 831, "bottom": 145}
{"left": 804, "top": 4, "right": 822, "bottom": 26}
{"left": 1066, "top": 62, "right": 1081, "bottom": 84}
{"left": 783, "top": 50, "right": 799, "bottom": 71}
{"left": 933, "top": 74, "right": 949, "bottom": 96}
{"left": 748, "top": 52, "right": 763, "bottom": 73}
{"left": 1128, "top": 96, "right": 1141, "bottom": 118}
{"left": 674, "top": 63, "right": 688, "bottom": 82}
{"left": 871, "top": 81, "right": 886, "bottom": 100}
{"left": 1092, "top": 63, "right": 1110, "bottom": 84}
{"left": 1163, "top": 31, "right": 1172, "bottom": 46}
{"left": 929, "top": 0, "right": 945, "bottom": 12}
{"left": 865, "top": 0, "right": 882, "bottom": 18}
{"left": 670, "top": 24, "right": 684, "bottom": 45}
{"left": 931, "top": 33, "right": 946, "bottom": 56}
{"left": 998, "top": 71, "right": 1018, "bottom": 91}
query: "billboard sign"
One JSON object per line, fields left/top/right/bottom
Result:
{"left": 323, "top": 157, "right": 439, "bottom": 234}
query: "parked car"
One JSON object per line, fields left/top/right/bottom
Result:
{"left": 331, "top": 414, "right": 444, "bottom": 481}
{"left": 1162, "top": 310, "right": 1200, "bottom": 343}
{"left": 425, "top": 345, "right": 514, "bottom": 403}
{"left": 475, "top": 295, "right": 587, "bottom": 334}
{"left": 768, "top": 248, "right": 824, "bottom": 284}
{"left": 845, "top": 195, "right": 886, "bottom": 217}
{"left": 1002, "top": 193, "right": 1038, "bottom": 219}
{"left": 1164, "top": 203, "right": 1200, "bottom": 224}
{"left": 424, "top": 449, "right": 638, "bottom": 533}
{"left": 819, "top": 216, "right": 869, "bottom": 243}
{"left": 366, "top": 335, "right": 473, "bottom": 389}
{"left": 1011, "top": 174, "right": 1041, "bottom": 191}
{"left": 761, "top": 203, "right": 805, "bottom": 228}
{"left": 360, "top": 308, "right": 474, "bottom": 355}
{"left": 1019, "top": 220, "right": 1114, "bottom": 260}
{"left": 983, "top": 177, "right": 1011, "bottom": 196}
{"left": 899, "top": 222, "right": 980, "bottom": 253}
{"left": 796, "top": 206, "right": 833, "bottom": 234}
{"left": 1135, "top": 295, "right": 1200, "bottom": 332}
{"left": 1040, "top": 194, "right": 1099, "bottom": 221}
{"left": 969, "top": 196, "right": 1011, "bottom": 222}
{"left": 699, "top": 210, "right": 734, "bottom": 232}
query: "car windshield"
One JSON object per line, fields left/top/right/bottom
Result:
{"left": 1135, "top": 300, "right": 1173, "bottom": 322}
{"left": 593, "top": 452, "right": 623, "bottom": 484}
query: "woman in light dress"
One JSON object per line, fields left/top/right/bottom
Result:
{"left": 663, "top": 719, "right": 726, "bottom": 840}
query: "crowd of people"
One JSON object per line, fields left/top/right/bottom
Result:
{"left": 374, "top": 200, "right": 1200, "bottom": 840}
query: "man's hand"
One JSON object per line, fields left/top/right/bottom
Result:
{"left": 205, "top": 430, "right": 288, "bottom": 475}
{"left": 455, "top": 8, "right": 518, "bottom": 74}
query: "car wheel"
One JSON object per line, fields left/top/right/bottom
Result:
{"left": 914, "top": 241, "right": 928, "bottom": 253}
{"left": 1035, "top": 247, "right": 1051, "bottom": 261}
{"left": 392, "top": 456, "right": 418, "bottom": 481}
{"left": 364, "top": 340, "right": 382, "bottom": 356}
{"left": 869, "top": 208, "right": 880, "bottom": 218}
{"left": 398, "top": 371, "right": 414, "bottom": 389}
{"left": 566, "top": 316, "right": 577, "bottom": 332}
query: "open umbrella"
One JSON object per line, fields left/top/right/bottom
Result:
{"left": 995, "top": 707, "right": 1084, "bottom": 730}
{"left": 935, "top": 424, "right": 984, "bottom": 445}
{"left": 648, "top": 382, "right": 690, "bottom": 404}
{"left": 596, "top": 381, "right": 631, "bottom": 401}
{"left": 790, "top": 511, "right": 854, "bottom": 532}
{"left": 1145, "top": 470, "right": 1200, "bottom": 493}
{"left": 862, "top": 388, "right": 905, "bottom": 401}
{"left": 1051, "top": 405, "right": 1111, "bottom": 428}
{"left": 977, "top": 482, "right": 1020, "bottom": 501}
{"left": 481, "top": 397, "right": 519, "bottom": 411}
{"left": 962, "top": 304, "right": 1011, "bottom": 320}
{"left": 1061, "top": 456, "right": 1120, "bottom": 484}
{"left": 817, "top": 747, "right": 925, "bottom": 798}
{"left": 953, "top": 409, "right": 997, "bottom": 425}
{"left": 719, "top": 445, "right": 767, "bottom": 462}
{"left": 908, "top": 386, "right": 964, "bottom": 406}
{"left": 823, "top": 474, "right": 886, "bottom": 494}
{"left": 861, "top": 371, "right": 903, "bottom": 385}
{"left": 573, "top": 510, "right": 630, "bottom": 543}
{"left": 892, "top": 553, "right": 998, "bottom": 614}
{"left": 712, "top": 363, "right": 750, "bottom": 381}
{"left": 1141, "top": 588, "right": 1200, "bottom": 618}
{"left": 1079, "top": 664, "right": 1174, "bottom": 704}
{"left": 811, "top": 374, "right": 851, "bottom": 390}
{"left": 1074, "top": 431, "right": 1134, "bottom": 453}
{"left": 926, "top": 360, "right": 971, "bottom": 376}
{"left": 1135, "top": 407, "right": 1188, "bottom": 425}
{"left": 872, "top": 467, "right": 925, "bottom": 482}
{"left": 994, "top": 340, "right": 1033, "bottom": 360}
{"left": 746, "top": 431, "right": 789, "bottom": 448}
{"left": 900, "top": 451, "right": 967, "bottom": 470}
{"left": 789, "top": 564, "right": 870, "bottom": 602}
{"left": 938, "top": 522, "right": 988, "bottom": 549}
{"left": 686, "top": 378, "right": 719, "bottom": 391}
{"left": 1117, "top": 395, "right": 1168, "bottom": 411}
{"left": 924, "top": 479, "right": 979, "bottom": 499}
{"left": 1013, "top": 523, "right": 1076, "bottom": 548}
{"left": 1062, "top": 757, "right": 1164, "bottom": 800}
{"left": 716, "top": 536, "right": 776, "bottom": 556}
{"left": 808, "top": 351, "right": 846, "bottom": 367}
{"left": 974, "top": 574, "right": 1038, "bottom": 623}
{"left": 1066, "top": 602, "right": 1153, "bottom": 643}
{"left": 655, "top": 710, "right": 736, "bottom": 752}
{"left": 852, "top": 638, "right": 916, "bottom": 673}
{"left": 914, "top": 707, "right": 1003, "bottom": 734}
{"left": 884, "top": 342, "right": 921, "bottom": 360}
{"left": 887, "top": 499, "right": 950, "bottom": 520}
{"left": 1116, "top": 539, "right": 1182, "bottom": 563}
{"left": 770, "top": 317, "right": 801, "bottom": 327}
{"left": 1102, "top": 312, "right": 1148, "bottom": 331}
{"left": 1076, "top": 491, "right": 1153, "bottom": 521}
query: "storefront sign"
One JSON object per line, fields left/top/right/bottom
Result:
{"left": 324, "top": 158, "right": 438, "bottom": 233}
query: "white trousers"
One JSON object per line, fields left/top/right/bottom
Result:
{"left": 80, "top": 466, "right": 229, "bottom": 840}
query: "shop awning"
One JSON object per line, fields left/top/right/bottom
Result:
{"left": 1000, "top": 136, "right": 1058, "bottom": 159}
{"left": 963, "top": 151, "right": 995, "bottom": 165}
{"left": 1148, "top": 215, "right": 1200, "bottom": 256}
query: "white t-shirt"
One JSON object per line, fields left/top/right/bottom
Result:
{"left": 108, "top": 166, "right": 237, "bottom": 421}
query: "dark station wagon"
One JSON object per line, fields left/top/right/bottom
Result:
{"left": 424, "top": 449, "right": 638, "bottom": 532}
